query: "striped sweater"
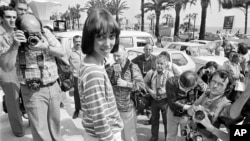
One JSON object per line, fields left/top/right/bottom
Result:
{"left": 78, "top": 62, "right": 124, "bottom": 141}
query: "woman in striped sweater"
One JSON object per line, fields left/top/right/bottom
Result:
{"left": 78, "top": 8, "right": 124, "bottom": 141}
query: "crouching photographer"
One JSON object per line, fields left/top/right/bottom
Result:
{"left": 186, "top": 70, "right": 234, "bottom": 141}
{"left": 0, "top": 14, "right": 65, "bottom": 141}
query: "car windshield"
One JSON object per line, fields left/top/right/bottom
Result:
{"left": 137, "top": 37, "right": 154, "bottom": 47}
{"left": 188, "top": 46, "right": 212, "bottom": 56}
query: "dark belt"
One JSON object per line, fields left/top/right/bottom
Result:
{"left": 21, "top": 81, "right": 56, "bottom": 88}
{"left": 40, "top": 81, "right": 56, "bottom": 88}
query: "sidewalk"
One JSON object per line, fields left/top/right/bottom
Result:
{"left": 0, "top": 90, "right": 166, "bottom": 141}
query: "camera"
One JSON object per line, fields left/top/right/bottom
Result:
{"left": 194, "top": 110, "right": 205, "bottom": 121}
{"left": 25, "top": 78, "right": 42, "bottom": 91}
{"left": 23, "top": 31, "right": 42, "bottom": 46}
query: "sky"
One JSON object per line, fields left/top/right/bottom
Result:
{"left": 1, "top": 0, "right": 249, "bottom": 29}
{"left": 50, "top": 0, "right": 249, "bottom": 29}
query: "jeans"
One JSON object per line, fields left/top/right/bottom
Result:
{"left": 120, "top": 108, "right": 138, "bottom": 141}
{"left": 20, "top": 82, "right": 63, "bottom": 141}
{"left": 0, "top": 68, "right": 24, "bottom": 136}
{"left": 166, "top": 107, "right": 189, "bottom": 141}
{"left": 150, "top": 99, "right": 168, "bottom": 141}
{"left": 73, "top": 76, "right": 81, "bottom": 111}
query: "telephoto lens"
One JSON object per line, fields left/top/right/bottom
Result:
{"left": 194, "top": 110, "right": 205, "bottom": 121}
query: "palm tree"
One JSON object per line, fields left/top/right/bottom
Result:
{"left": 141, "top": 0, "right": 145, "bottom": 31}
{"left": 147, "top": 13, "right": 156, "bottom": 34}
{"left": 222, "top": 0, "right": 250, "bottom": 34}
{"left": 199, "top": 0, "right": 233, "bottom": 39}
{"left": 74, "top": 4, "right": 85, "bottom": 29}
{"left": 144, "top": 0, "right": 174, "bottom": 38}
{"left": 84, "top": 0, "right": 109, "bottom": 14}
{"left": 184, "top": 13, "right": 193, "bottom": 32}
{"left": 192, "top": 13, "right": 198, "bottom": 38}
{"left": 173, "top": 0, "right": 196, "bottom": 36}
{"left": 162, "top": 13, "right": 173, "bottom": 25}
{"left": 107, "top": 0, "right": 129, "bottom": 24}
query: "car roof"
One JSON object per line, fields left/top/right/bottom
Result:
{"left": 54, "top": 30, "right": 82, "bottom": 38}
{"left": 120, "top": 30, "right": 152, "bottom": 37}
{"left": 169, "top": 42, "right": 205, "bottom": 46}
{"left": 127, "top": 47, "right": 184, "bottom": 55}
{"left": 190, "top": 40, "right": 212, "bottom": 44}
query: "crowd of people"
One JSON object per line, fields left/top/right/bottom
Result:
{"left": 1, "top": 1, "right": 250, "bottom": 141}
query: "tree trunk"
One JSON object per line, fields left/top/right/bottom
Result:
{"left": 155, "top": 10, "right": 160, "bottom": 38}
{"left": 174, "top": 4, "right": 182, "bottom": 36}
{"left": 141, "top": 0, "right": 144, "bottom": 31}
{"left": 244, "top": 4, "right": 248, "bottom": 34}
{"left": 199, "top": 3, "right": 208, "bottom": 40}
{"left": 188, "top": 18, "right": 191, "bottom": 32}
{"left": 78, "top": 18, "right": 80, "bottom": 29}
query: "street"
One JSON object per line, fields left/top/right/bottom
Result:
{"left": 0, "top": 89, "right": 166, "bottom": 141}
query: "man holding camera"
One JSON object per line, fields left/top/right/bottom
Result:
{"left": 166, "top": 71, "right": 207, "bottom": 141}
{"left": 0, "top": 13, "right": 65, "bottom": 141}
{"left": 106, "top": 45, "right": 145, "bottom": 141}
{"left": 187, "top": 70, "right": 233, "bottom": 141}
{"left": 0, "top": 5, "right": 25, "bottom": 137}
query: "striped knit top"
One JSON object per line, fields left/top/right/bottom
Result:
{"left": 78, "top": 62, "right": 124, "bottom": 141}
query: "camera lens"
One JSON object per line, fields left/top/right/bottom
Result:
{"left": 195, "top": 110, "right": 205, "bottom": 121}
{"left": 28, "top": 36, "right": 39, "bottom": 46}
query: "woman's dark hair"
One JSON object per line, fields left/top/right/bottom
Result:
{"left": 180, "top": 70, "right": 198, "bottom": 88}
{"left": 205, "top": 61, "right": 218, "bottom": 70}
{"left": 208, "top": 70, "right": 233, "bottom": 95}
{"left": 81, "top": 8, "right": 120, "bottom": 55}
{"left": 237, "top": 42, "right": 248, "bottom": 55}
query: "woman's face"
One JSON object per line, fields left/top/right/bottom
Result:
{"left": 93, "top": 31, "right": 116, "bottom": 59}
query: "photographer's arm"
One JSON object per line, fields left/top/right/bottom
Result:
{"left": 0, "top": 42, "right": 19, "bottom": 72}
{"left": 43, "top": 28, "right": 65, "bottom": 58}
{"left": 0, "top": 30, "right": 26, "bottom": 72}
{"left": 229, "top": 77, "right": 250, "bottom": 119}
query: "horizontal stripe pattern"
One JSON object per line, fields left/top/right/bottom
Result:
{"left": 78, "top": 64, "right": 123, "bottom": 141}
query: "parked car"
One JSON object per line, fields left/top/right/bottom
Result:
{"left": 127, "top": 47, "right": 196, "bottom": 72}
{"left": 165, "top": 42, "right": 228, "bottom": 71}
{"left": 119, "top": 30, "right": 157, "bottom": 48}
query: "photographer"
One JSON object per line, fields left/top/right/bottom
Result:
{"left": 0, "top": 14, "right": 65, "bottom": 141}
{"left": 0, "top": 5, "right": 25, "bottom": 137}
{"left": 106, "top": 45, "right": 145, "bottom": 141}
{"left": 187, "top": 70, "right": 234, "bottom": 141}
{"left": 166, "top": 71, "right": 206, "bottom": 141}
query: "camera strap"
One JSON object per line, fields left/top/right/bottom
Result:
{"left": 18, "top": 44, "right": 27, "bottom": 79}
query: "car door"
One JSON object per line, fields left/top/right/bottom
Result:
{"left": 170, "top": 52, "right": 196, "bottom": 72}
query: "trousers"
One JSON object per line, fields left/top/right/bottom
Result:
{"left": 166, "top": 107, "right": 189, "bottom": 141}
{"left": 120, "top": 108, "right": 138, "bottom": 141}
{"left": 73, "top": 76, "right": 81, "bottom": 111}
{"left": 21, "top": 82, "right": 63, "bottom": 141}
{"left": 0, "top": 68, "right": 24, "bottom": 136}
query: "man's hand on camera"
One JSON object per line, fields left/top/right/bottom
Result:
{"left": 12, "top": 30, "right": 27, "bottom": 47}
{"left": 116, "top": 78, "right": 128, "bottom": 87}
{"left": 29, "top": 37, "right": 49, "bottom": 51}
{"left": 193, "top": 110, "right": 214, "bottom": 130}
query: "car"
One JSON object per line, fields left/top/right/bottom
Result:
{"left": 164, "top": 42, "right": 228, "bottom": 71}
{"left": 126, "top": 47, "right": 196, "bottom": 72}
{"left": 119, "top": 30, "right": 157, "bottom": 49}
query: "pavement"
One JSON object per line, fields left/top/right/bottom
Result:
{"left": 0, "top": 89, "right": 167, "bottom": 141}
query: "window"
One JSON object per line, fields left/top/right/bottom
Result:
{"left": 171, "top": 53, "right": 188, "bottom": 66}
{"left": 136, "top": 37, "right": 153, "bottom": 47}
{"left": 120, "top": 37, "right": 133, "bottom": 48}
